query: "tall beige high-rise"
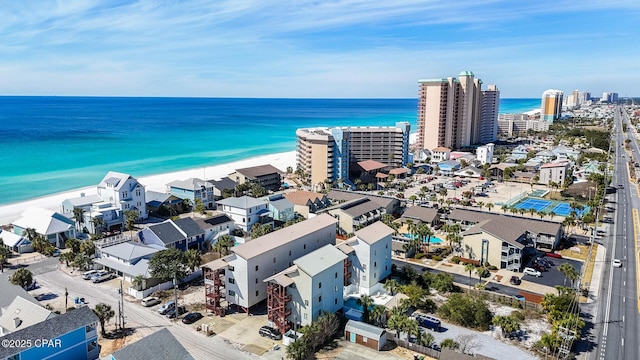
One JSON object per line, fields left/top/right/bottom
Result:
{"left": 541, "top": 89, "right": 563, "bottom": 122}
{"left": 416, "top": 71, "right": 497, "bottom": 151}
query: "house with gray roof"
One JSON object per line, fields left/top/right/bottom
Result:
{"left": 326, "top": 190, "right": 401, "bottom": 215}
{"left": 194, "top": 214, "right": 235, "bottom": 244}
{"left": 0, "top": 297, "right": 54, "bottom": 336}
{"left": 0, "top": 278, "right": 39, "bottom": 310}
{"left": 209, "top": 177, "right": 237, "bottom": 198}
{"left": 109, "top": 328, "right": 194, "bottom": 360}
{"left": 138, "top": 217, "right": 205, "bottom": 251}
{"left": 145, "top": 190, "right": 183, "bottom": 215}
{"left": 321, "top": 197, "right": 386, "bottom": 235}
{"left": 12, "top": 207, "right": 76, "bottom": 248}
{"left": 401, "top": 206, "right": 440, "bottom": 227}
{"left": 94, "top": 241, "right": 160, "bottom": 282}
{"left": 167, "top": 177, "right": 216, "bottom": 210}
{"left": 0, "top": 306, "right": 99, "bottom": 360}
{"left": 344, "top": 320, "right": 387, "bottom": 351}
{"left": 229, "top": 164, "right": 284, "bottom": 191}
{"left": 261, "top": 194, "right": 295, "bottom": 223}
{"left": 217, "top": 195, "right": 273, "bottom": 232}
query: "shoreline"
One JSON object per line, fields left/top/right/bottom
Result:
{"left": 0, "top": 151, "right": 297, "bottom": 227}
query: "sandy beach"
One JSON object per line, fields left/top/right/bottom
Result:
{"left": 0, "top": 151, "right": 297, "bottom": 227}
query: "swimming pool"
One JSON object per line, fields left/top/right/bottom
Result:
{"left": 344, "top": 297, "right": 368, "bottom": 312}
{"left": 401, "top": 233, "right": 443, "bottom": 244}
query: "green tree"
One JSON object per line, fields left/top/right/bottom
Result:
{"left": 10, "top": 268, "right": 33, "bottom": 289}
{"left": 80, "top": 240, "right": 96, "bottom": 258}
{"left": 72, "top": 207, "right": 85, "bottom": 231}
{"left": 132, "top": 274, "right": 146, "bottom": 290}
{"left": 437, "top": 293, "right": 492, "bottom": 330}
{"left": 58, "top": 251, "right": 75, "bottom": 267}
{"left": 440, "top": 338, "right": 460, "bottom": 350}
{"left": 357, "top": 295, "right": 374, "bottom": 323}
{"left": 214, "top": 235, "right": 235, "bottom": 256}
{"left": 93, "top": 303, "right": 115, "bottom": 337}
{"left": 91, "top": 217, "right": 106, "bottom": 235}
{"left": 65, "top": 238, "right": 80, "bottom": 254}
{"left": 464, "top": 263, "right": 475, "bottom": 294}
{"left": 492, "top": 315, "right": 521, "bottom": 338}
{"left": 124, "top": 209, "right": 139, "bottom": 235}
{"left": 558, "top": 263, "right": 579, "bottom": 287}
{"left": 72, "top": 253, "right": 92, "bottom": 271}
{"left": 369, "top": 305, "right": 386, "bottom": 327}
{"left": 383, "top": 279, "right": 400, "bottom": 296}
{"left": 184, "top": 248, "right": 202, "bottom": 272}
{"left": 148, "top": 248, "right": 188, "bottom": 282}
{"left": 417, "top": 331, "right": 435, "bottom": 347}
{"left": 194, "top": 198, "right": 207, "bottom": 215}
{"left": 0, "top": 238, "right": 11, "bottom": 273}
{"left": 250, "top": 223, "right": 273, "bottom": 239}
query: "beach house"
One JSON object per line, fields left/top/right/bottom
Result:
{"left": 260, "top": 194, "right": 295, "bottom": 223}
{"left": 12, "top": 207, "right": 76, "bottom": 248}
{"left": 0, "top": 306, "right": 99, "bottom": 360}
{"left": 430, "top": 147, "right": 451, "bottom": 163}
{"left": 322, "top": 197, "right": 386, "bottom": 235}
{"left": 167, "top": 178, "right": 216, "bottom": 210}
{"left": 216, "top": 195, "right": 273, "bottom": 232}
{"left": 201, "top": 214, "right": 338, "bottom": 315}
{"left": 283, "top": 190, "right": 330, "bottom": 219}
{"left": 0, "top": 296, "right": 54, "bottom": 336}
{"left": 93, "top": 241, "right": 159, "bottom": 283}
{"left": 193, "top": 214, "right": 235, "bottom": 244}
{"left": 0, "top": 229, "right": 32, "bottom": 253}
{"left": 138, "top": 217, "right": 205, "bottom": 251}
{"left": 229, "top": 164, "right": 284, "bottom": 192}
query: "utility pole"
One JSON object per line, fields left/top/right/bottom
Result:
{"left": 64, "top": 287, "right": 68, "bottom": 313}
{"left": 174, "top": 273, "right": 179, "bottom": 321}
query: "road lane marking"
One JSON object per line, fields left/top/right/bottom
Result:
{"left": 633, "top": 208, "right": 640, "bottom": 313}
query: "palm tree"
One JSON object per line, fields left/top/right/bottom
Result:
{"left": 132, "top": 274, "right": 146, "bottom": 290}
{"left": 93, "top": 303, "right": 115, "bottom": 337}
{"left": 0, "top": 239, "right": 11, "bottom": 273}
{"left": 486, "top": 202, "right": 494, "bottom": 212}
{"left": 91, "top": 217, "right": 106, "bottom": 235}
{"left": 184, "top": 249, "right": 201, "bottom": 272}
{"left": 387, "top": 313, "right": 406, "bottom": 339}
{"left": 558, "top": 263, "right": 579, "bottom": 287}
{"left": 464, "top": 263, "right": 475, "bottom": 294}
{"left": 384, "top": 279, "right": 400, "bottom": 296}
{"left": 417, "top": 331, "right": 436, "bottom": 347}
{"left": 357, "top": 295, "right": 374, "bottom": 323}
{"left": 549, "top": 211, "right": 556, "bottom": 221}
{"left": 369, "top": 305, "right": 386, "bottom": 327}
{"left": 215, "top": 235, "right": 235, "bottom": 256}
{"left": 65, "top": 238, "right": 80, "bottom": 254}
{"left": 58, "top": 251, "right": 75, "bottom": 268}
{"left": 501, "top": 204, "right": 509, "bottom": 213}
{"left": 72, "top": 253, "right": 92, "bottom": 271}
{"left": 80, "top": 240, "right": 96, "bottom": 258}
{"left": 528, "top": 208, "right": 536, "bottom": 218}
{"left": 10, "top": 268, "right": 33, "bottom": 289}
{"left": 72, "top": 207, "right": 85, "bottom": 232}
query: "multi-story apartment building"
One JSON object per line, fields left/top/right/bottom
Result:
{"left": 166, "top": 178, "right": 216, "bottom": 209}
{"left": 417, "top": 71, "right": 499, "bottom": 150}
{"left": 263, "top": 221, "right": 394, "bottom": 334}
{"left": 541, "top": 89, "right": 564, "bottom": 122}
{"left": 295, "top": 122, "right": 410, "bottom": 188}
{"left": 539, "top": 161, "right": 570, "bottom": 186}
{"left": 476, "top": 143, "right": 494, "bottom": 165}
{"left": 497, "top": 115, "right": 550, "bottom": 137}
{"left": 264, "top": 244, "right": 347, "bottom": 333}
{"left": 479, "top": 85, "right": 500, "bottom": 143}
{"left": 202, "top": 214, "right": 338, "bottom": 316}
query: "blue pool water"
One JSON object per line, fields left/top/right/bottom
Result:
{"left": 401, "top": 233, "right": 443, "bottom": 243}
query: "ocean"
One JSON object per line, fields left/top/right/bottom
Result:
{"left": 0, "top": 97, "right": 539, "bottom": 205}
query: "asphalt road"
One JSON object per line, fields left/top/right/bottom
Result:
{"left": 592, "top": 106, "right": 640, "bottom": 360}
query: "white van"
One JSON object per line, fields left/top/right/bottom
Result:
{"left": 142, "top": 296, "right": 161, "bottom": 307}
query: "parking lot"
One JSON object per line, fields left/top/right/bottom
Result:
{"left": 520, "top": 251, "right": 583, "bottom": 288}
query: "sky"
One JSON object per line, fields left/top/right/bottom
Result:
{"left": 0, "top": 1, "right": 639, "bottom": 98}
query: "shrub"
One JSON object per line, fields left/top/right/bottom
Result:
{"left": 432, "top": 255, "right": 443, "bottom": 261}
{"left": 451, "top": 256, "right": 461, "bottom": 264}
{"left": 487, "top": 265, "right": 498, "bottom": 270}
{"left": 511, "top": 310, "right": 525, "bottom": 321}
{"left": 415, "top": 253, "right": 427, "bottom": 259}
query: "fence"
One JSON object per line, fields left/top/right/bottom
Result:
{"left": 505, "top": 191, "right": 528, "bottom": 207}
{"left": 8, "top": 253, "right": 45, "bottom": 265}
{"left": 468, "top": 288, "right": 542, "bottom": 311}
{"left": 391, "top": 335, "right": 441, "bottom": 359}
{"left": 95, "top": 234, "right": 133, "bottom": 249}
{"left": 127, "top": 269, "right": 202, "bottom": 299}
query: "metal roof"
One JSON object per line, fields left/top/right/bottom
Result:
{"left": 99, "top": 241, "right": 159, "bottom": 262}
{"left": 345, "top": 319, "right": 385, "bottom": 339}
{"left": 355, "top": 221, "right": 394, "bottom": 245}
{"left": 111, "top": 328, "right": 194, "bottom": 360}
{"left": 294, "top": 245, "right": 347, "bottom": 277}
{"left": 217, "top": 195, "right": 266, "bottom": 209}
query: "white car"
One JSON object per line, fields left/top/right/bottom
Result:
{"left": 613, "top": 259, "right": 622, "bottom": 268}
{"left": 523, "top": 267, "right": 542, "bottom": 277}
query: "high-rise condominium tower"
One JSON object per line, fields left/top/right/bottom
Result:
{"left": 541, "top": 89, "right": 563, "bottom": 123}
{"left": 416, "top": 71, "right": 499, "bottom": 151}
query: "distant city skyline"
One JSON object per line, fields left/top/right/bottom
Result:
{"left": 0, "top": 1, "right": 638, "bottom": 98}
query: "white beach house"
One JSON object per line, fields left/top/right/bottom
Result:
{"left": 12, "top": 207, "right": 76, "bottom": 248}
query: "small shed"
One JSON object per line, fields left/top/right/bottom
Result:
{"left": 344, "top": 319, "right": 386, "bottom": 351}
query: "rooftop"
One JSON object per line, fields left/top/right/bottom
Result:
{"left": 12, "top": 207, "right": 75, "bottom": 235}
{"left": 294, "top": 244, "right": 347, "bottom": 277}
{"left": 402, "top": 206, "right": 439, "bottom": 223}
{"left": 110, "top": 328, "right": 194, "bottom": 360}
{"left": 357, "top": 160, "right": 388, "bottom": 172}
{"left": 233, "top": 164, "right": 284, "bottom": 179}
{"left": 355, "top": 221, "right": 394, "bottom": 245}
{"left": 232, "top": 214, "right": 337, "bottom": 260}
{"left": 173, "top": 217, "right": 204, "bottom": 238}
{"left": 283, "top": 190, "right": 326, "bottom": 206}
{"left": 99, "top": 241, "right": 159, "bottom": 261}
{"left": 166, "top": 177, "right": 213, "bottom": 191}
{"left": 217, "top": 195, "right": 266, "bottom": 209}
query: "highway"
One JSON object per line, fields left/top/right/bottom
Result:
{"left": 593, "top": 105, "right": 640, "bottom": 360}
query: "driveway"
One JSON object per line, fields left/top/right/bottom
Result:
{"left": 521, "top": 252, "right": 583, "bottom": 288}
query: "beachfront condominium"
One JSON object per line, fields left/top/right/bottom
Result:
{"left": 416, "top": 71, "right": 499, "bottom": 151}
{"left": 296, "top": 122, "right": 410, "bottom": 188}
{"left": 541, "top": 89, "right": 564, "bottom": 123}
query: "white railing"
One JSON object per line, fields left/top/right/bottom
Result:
{"left": 95, "top": 234, "right": 133, "bottom": 249}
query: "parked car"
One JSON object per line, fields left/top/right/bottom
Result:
{"left": 91, "top": 271, "right": 113, "bottom": 283}
{"left": 413, "top": 313, "right": 442, "bottom": 331}
{"left": 142, "top": 296, "right": 161, "bottom": 307}
{"left": 532, "top": 263, "right": 546, "bottom": 272}
{"left": 157, "top": 301, "right": 175, "bottom": 315}
{"left": 166, "top": 306, "right": 187, "bottom": 319}
{"left": 545, "top": 252, "right": 563, "bottom": 259}
{"left": 509, "top": 276, "right": 522, "bottom": 285}
{"left": 259, "top": 326, "right": 282, "bottom": 340}
{"left": 182, "top": 312, "right": 204, "bottom": 324}
{"left": 82, "top": 270, "right": 99, "bottom": 280}
{"left": 523, "top": 267, "right": 542, "bottom": 277}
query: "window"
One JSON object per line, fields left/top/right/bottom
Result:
{"left": 362, "top": 337, "right": 368, "bottom": 343}
{"left": 363, "top": 275, "right": 367, "bottom": 281}
{"left": 335, "top": 298, "right": 338, "bottom": 305}
{"left": 304, "top": 244, "right": 306, "bottom": 250}
{"left": 363, "top": 264, "right": 367, "bottom": 270}
{"left": 228, "top": 265, "right": 235, "bottom": 271}
{"left": 304, "top": 313, "right": 308, "bottom": 320}
{"left": 374, "top": 273, "right": 377, "bottom": 278}
{"left": 229, "top": 290, "right": 236, "bottom": 296}
{"left": 305, "top": 300, "right": 309, "bottom": 306}
{"left": 255, "top": 278, "right": 258, "bottom": 284}
{"left": 122, "top": 191, "right": 128, "bottom": 198}
{"left": 334, "top": 286, "right": 338, "bottom": 292}
{"left": 318, "top": 282, "right": 322, "bottom": 289}
{"left": 135, "top": 189, "right": 141, "bottom": 196}
{"left": 85, "top": 323, "right": 96, "bottom": 333}
{"left": 318, "top": 296, "right": 322, "bottom": 302}
{"left": 374, "top": 261, "right": 377, "bottom": 267}
{"left": 374, "top": 250, "right": 377, "bottom": 256}
{"left": 335, "top": 272, "right": 338, "bottom": 279}
{"left": 228, "top": 278, "right": 235, "bottom": 284}
{"left": 255, "top": 265, "right": 259, "bottom": 271}
{"left": 273, "top": 257, "right": 276, "bottom": 263}
{"left": 289, "top": 250, "right": 292, "bottom": 256}
{"left": 242, "top": 218, "right": 246, "bottom": 223}
{"left": 87, "top": 340, "right": 98, "bottom": 352}
{"left": 256, "top": 290, "right": 259, "bottom": 296}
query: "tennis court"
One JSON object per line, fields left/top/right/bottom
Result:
{"left": 511, "top": 196, "right": 590, "bottom": 218}
{"left": 513, "top": 198, "right": 552, "bottom": 212}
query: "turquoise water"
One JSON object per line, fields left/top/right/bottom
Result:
{"left": 401, "top": 233, "right": 443, "bottom": 244}
{"left": 0, "top": 97, "right": 538, "bottom": 205}
{"left": 343, "top": 297, "right": 375, "bottom": 312}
